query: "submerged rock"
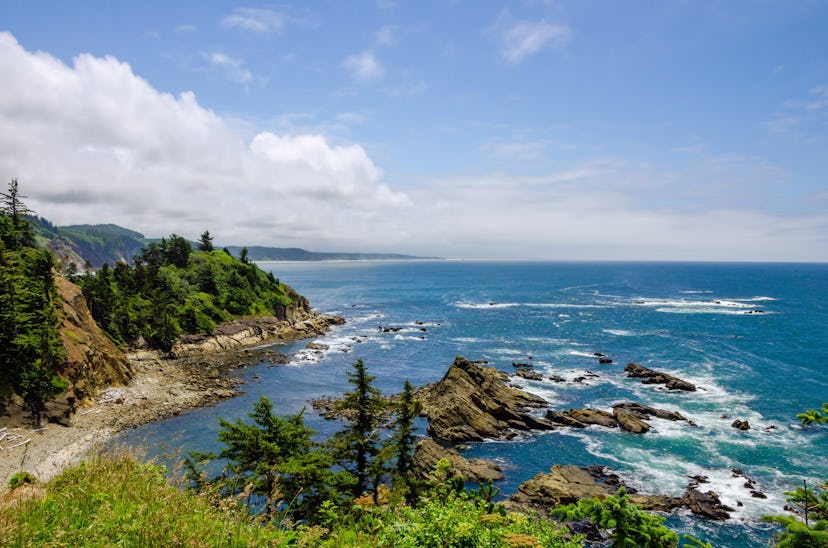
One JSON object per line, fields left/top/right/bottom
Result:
{"left": 417, "top": 356, "right": 553, "bottom": 442}
{"left": 624, "top": 363, "right": 696, "bottom": 391}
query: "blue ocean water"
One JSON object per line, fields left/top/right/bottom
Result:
{"left": 123, "top": 261, "right": 828, "bottom": 546}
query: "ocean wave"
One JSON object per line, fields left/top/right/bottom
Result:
{"left": 655, "top": 307, "right": 771, "bottom": 316}
{"left": 603, "top": 329, "right": 636, "bottom": 336}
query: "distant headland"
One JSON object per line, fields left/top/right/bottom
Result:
{"left": 29, "top": 217, "right": 440, "bottom": 269}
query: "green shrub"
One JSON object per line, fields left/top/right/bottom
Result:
{"left": 7, "top": 471, "right": 34, "bottom": 489}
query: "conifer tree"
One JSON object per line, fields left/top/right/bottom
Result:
{"left": 187, "top": 395, "right": 339, "bottom": 521}
{"left": 384, "top": 379, "right": 421, "bottom": 500}
{"left": 198, "top": 230, "right": 214, "bottom": 252}
{"left": 330, "top": 359, "right": 387, "bottom": 498}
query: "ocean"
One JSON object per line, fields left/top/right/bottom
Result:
{"left": 123, "top": 261, "right": 828, "bottom": 546}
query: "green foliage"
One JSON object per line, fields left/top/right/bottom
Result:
{"left": 554, "top": 487, "right": 679, "bottom": 548}
{"left": 7, "top": 471, "right": 34, "bottom": 489}
{"left": 763, "top": 515, "right": 828, "bottom": 547}
{"left": 186, "top": 396, "right": 342, "bottom": 523}
{"left": 329, "top": 359, "right": 388, "bottom": 498}
{"left": 0, "top": 452, "right": 290, "bottom": 546}
{"left": 0, "top": 180, "right": 67, "bottom": 422}
{"left": 319, "top": 459, "right": 581, "bottom": 547}
{"left": 797, "top": 404, "right": 828, "bottom": 426}
{"left": 197, "top": 229, "right": 214, "bottom": 252}
{"left": 77, "top": 232, "right": 294, "bottom": 351}
{"left": 765, "top": 480, "right": 828, "bottom": 546}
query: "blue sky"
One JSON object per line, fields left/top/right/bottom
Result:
{"left": 1, "top": 1, "right": 827, "bottom": 260}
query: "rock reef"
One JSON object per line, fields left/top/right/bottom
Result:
{"left": 624, "top": 363, "right": 696, "bottom": 391}
{"left": 416, "top": 356, "right": 553, "bottom": 442}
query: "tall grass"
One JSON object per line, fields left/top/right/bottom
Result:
{"left": 0, "top": 451, "right": 289, "bottom": 547}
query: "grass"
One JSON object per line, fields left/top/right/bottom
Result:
{"left": 0, "top": 451, "right": 289, "bottom": 547}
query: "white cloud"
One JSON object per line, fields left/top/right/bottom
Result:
{"left": 491, "top": 14, "right": 571, "bottom": 64}
{"left": 0, "top": 32, "right": 407, "bottom": 249}
{"left": 202, "top": 51, "right": 253, "bottom": 84}
{"left": 0, "top": 32, "right": 823, "bottom": 261}
{"left": 222, "top": 8, "right": 289, "bottom": 33}
{"left": 341, "top": 51, "right": 385, "bottom": 84}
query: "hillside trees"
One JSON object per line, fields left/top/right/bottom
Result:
{"left": 187, "top": 360, "right": 422, "bottom": 525}
{"left": 0, "top": 179, "right": 67, "bottom": 423}
{"left": 77, "top": 232, "right": 293, "bottom": 352}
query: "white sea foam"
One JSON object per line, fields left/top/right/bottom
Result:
{"left": 455, "top": 301, "right": 520, "bottom": 309}
{"left": 451, "top": 337, "right": 485, "bottom": 343}
{"left": 603, "top": 329, "right": 636, "bottom": 336}
{"left": 569, "top": 350, "right": 599, "bottom": 358}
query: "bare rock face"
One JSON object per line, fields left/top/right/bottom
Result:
{"left": 411, "top": 438, "right": 504, "bottom": 483}
{"left": 545, "top": 409, "right": 619, "bottom": 429}
{"left": 56, "top": 276, "right": 133, "bottom": 401}
{"left": 624, "top": 363, "right": 696, "bottom": 391}
{"left": 506, "top": 465, "right": 611, "bottom": 514}
{"left": 613, "top": 409, "right": 651, "bottom": 433}
{"left": 417, "top": 356, "right": 553, "bottom": 442}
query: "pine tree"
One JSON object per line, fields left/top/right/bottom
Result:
{"left": 187, "top": 396, "right": 338, "bottom": 521}
{"left": 198, "top": 230, "right": 214, "bottom": 252}
{"left": 330, "top": 359, "right": 387, "bottom": 498}
{"left": 386, "top": 379, "right": 421, "bottom": 499}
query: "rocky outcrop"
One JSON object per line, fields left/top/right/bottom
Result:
{"left": 546, "top": 409, "right": 619, "bottom": 429}
{"left": 613, "top": 409, "right": 651, "bottom": 433}
{"left": 514, "top": 368, "right": 543, "bottom": 381}
{"left": 506, "top": 465, "right": 611, "bottom": 514}
{"left": 170, "top": 312, "right": 344, "bottom": 359}
{"left": 56, "top": 276, "right": 133, "bottom": 403}
{"left": 612, "top": 402, "right": 687, "bottom": 422}
{"left": 417, "top": 356, "right": 553, "bottom": 442}
{"left": 411, "top": 438, "right": 504, "bottom": 483}
{"left": 544, "top": 402, "right": 689, "bottom": 434}
{"left": 506, "top": 464, "right": 734, "bottom": 521}
{"left": 731, "top": 419, "right": 750, "bottom": 431}
{"left": 624, "top": 363, "right": 696, "bottom": 391}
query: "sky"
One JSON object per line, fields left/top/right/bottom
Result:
{"left": 1, "top": 1, "right": 827, "bottom": 261}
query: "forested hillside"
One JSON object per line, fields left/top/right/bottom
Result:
{"left": 75, "top": 232, "right": 296, "bottom": 352}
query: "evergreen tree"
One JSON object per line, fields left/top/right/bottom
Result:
{"left": 330, "top": 359, "right": 387, "bottom": 498}
{"left": 198, "top": 230, "right": 214, "bottom": 252}
{"left": 0, "top": 181, "right": 67, "bottom": 423}
{"left": 384, "top": 379, "right": 421, "bottom": 500}
{"left": 0, "top": 178, "right": 34, "bottom": 250}
{"left": 187, "top": 396, "right": 339, "bottom": 521}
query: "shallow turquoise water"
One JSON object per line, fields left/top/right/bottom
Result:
{"left": 123, "top": 261, "right": 828, "bottom": 546}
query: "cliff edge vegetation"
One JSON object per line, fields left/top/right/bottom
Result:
{"left": 75, "top": 231, "right": 299, "bottom": 353}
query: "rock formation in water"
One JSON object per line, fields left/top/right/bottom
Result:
{"left": 505, "top": 464, "right": 734, "bottom": 521}
{"left": 410, "top": 438, "right": 504, "bottom": 483}
{"left": 416, "top": 356, "right": 553, "bottom": 442}
{"left": 624, "top": 363, "right": 696, "bottom": 391}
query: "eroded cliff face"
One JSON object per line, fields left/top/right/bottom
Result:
{"left": 56, "top": 276, "right": 133, "bottom": 398}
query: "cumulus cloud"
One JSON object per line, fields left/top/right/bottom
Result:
{"left": 0, "top": 32, "right": 407, "bottom": 249}
{"left": 491, "top": 14, "right": 571, "bottom": 64}
{"left": 0, "top": 32, "right": 822, "bottom": 261}
{"left": 341, "top": 51, "right": 385, "bottom": 84}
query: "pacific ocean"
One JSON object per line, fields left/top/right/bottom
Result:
{"left": 124, "top": 260, "right": 828, "bottom": 546}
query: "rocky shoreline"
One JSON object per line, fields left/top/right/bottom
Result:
{"left": 0, "top": 311, "right": 343, "bottom": 488}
